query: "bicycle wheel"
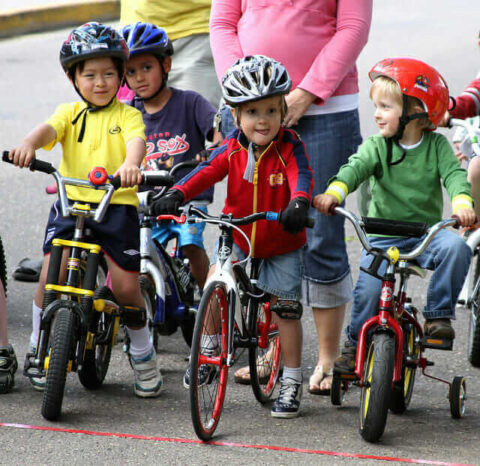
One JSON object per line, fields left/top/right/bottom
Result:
{"left": 78, "top": 286, "right": 114, "bottom": 389}
{"left": 180, "top": 309, "right": 196, "bottom": 347}
{"left": 190, "top": 281, "right": 229, "bottom": 441}
{"left": 41, "top": 308, "right": 75, "bottom": 421}
{"left": 0, "top": 235, "right": 6, "bottom": 294}
{"left": 248, "top": 301, "right": 281, "bottom": 403}
{"left": 450, "top": 376, "right": 466, "bottom": 419}
{"left": 390, "top": 322, "right": 419, "bottom": 414}
{"left": 468, "top": 254, "right": 480, "bottom": 367}
{"left": 140, "top": 274, "right": 159, "bottom": 352}
{"left": 359, "top": 332, "right": 395, "bottom": 442}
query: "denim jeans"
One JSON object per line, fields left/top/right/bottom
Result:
{"left": 299, "top": 111, "right": 362, "bottom": 292}
{"left": 219, "top": 102, "right": 237, "bottom": 138}
{"left": 346, "top": 230, "right": 472, "bottom": 344}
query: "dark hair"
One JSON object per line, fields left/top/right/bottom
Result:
{"left": 67, "top": 56, "right": 125, "bottom": 81}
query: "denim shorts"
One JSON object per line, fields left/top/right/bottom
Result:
{"left": 298, "top": 110, "right": 362, "bottom": 307}
{"left": 211, "top": 242, "right": 303, "bottom": 301}
{"left": 43, "top": 200, "right": 140, "bottom": 271}
{"left": 152, "top": 205, "right": 207, "bottom": 250}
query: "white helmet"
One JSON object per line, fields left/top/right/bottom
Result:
{"left": 222, "top": 55, "right": 292, "bottom": 106}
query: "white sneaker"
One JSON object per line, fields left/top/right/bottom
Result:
{"left": 130, "top": 350, "right": 162, "bottom": 398}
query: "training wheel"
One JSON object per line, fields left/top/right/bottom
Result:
{"left": 330, "top": 376, "right": 346, "bottom": 406}
{"left": 449, "top": 376, "right": 466, "bottom": 419}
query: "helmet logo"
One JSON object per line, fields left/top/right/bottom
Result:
{"left": 414, "top": 75, "right": 430, "bottom": 93}
{"left": 109, "top": 126, "right": 121, "bottom": 135}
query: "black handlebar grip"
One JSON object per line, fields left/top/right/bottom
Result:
{"left": 2, "top": 151, "right": 13, "bottom": 163}
{"left": 29, "top": 159, "right": 56, "bottom": 174}
{"left": 141, "top": 172, "right": 174, "bottom": 188}
{"left": 110, "top": 176, "right": 122, "bottom": 190}
{"left": 305, "top": 217, "right": 315, "bottom": 228}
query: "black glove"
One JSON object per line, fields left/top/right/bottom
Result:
{"left": 152, "top": 189, "right": 185, "bottom": 216}
{"left": 280, "top": 197, "right": 310, "bottom": 234}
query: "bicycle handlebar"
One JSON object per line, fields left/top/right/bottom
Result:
{"left": 333, "top": 205, "right": 459, "bottom": 261}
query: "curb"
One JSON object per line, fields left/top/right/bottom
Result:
{"left": 0, "top": 0, "right": 120, "bottom": 40}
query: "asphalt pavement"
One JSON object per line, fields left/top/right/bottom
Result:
{"left": 1, "top": 2, "right": 480, "bottom": 465}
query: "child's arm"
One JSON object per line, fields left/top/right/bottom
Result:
{"left": 113, "top": 136, "right": 145, "bottom": 188}
{"left": 9, "top": 123, "right": 57, "bottom": 168}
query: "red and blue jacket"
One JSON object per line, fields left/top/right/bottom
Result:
{"left": 174, "top": 127, "right": 314, "bottom": 258}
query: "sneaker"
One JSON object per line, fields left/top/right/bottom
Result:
{"left": 424, "top": 319, "right": 455, "bottom": 340}
{"left": 183, "top": 363, "right": 217, "bottom": 389}
{"left": 334, "top": 340, "right": 357, "bottom": 375}
{"left": 0, "top": 345, "right": 18, "bottom": 394}
{"left": 131, "top": 350, "right": 163, "bottom": 398}
{"left": 26, "top": 345, "right": 46, "bottom": 392}
{"left": 271, "top": 377, "right": 302, "bottom": 418}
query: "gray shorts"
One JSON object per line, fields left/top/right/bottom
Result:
{"left": 211, "top": 243, "right": 303, "bottom": 300}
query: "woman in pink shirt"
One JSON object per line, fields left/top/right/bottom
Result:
{"left": 210, "top": 0, "right": 372, "bottom": 398}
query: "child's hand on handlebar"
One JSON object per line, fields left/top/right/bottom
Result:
{"left": 455, "top": 207, "right": 477, "bottom": 228}
{"left": 9, "top": 143, "right": 36, "bottom": 168}
{"left": 114, "top": 162, "right": 143, "bottom": 188}
{"left": 312, "top": 194, "right": 338, "bottom": 215}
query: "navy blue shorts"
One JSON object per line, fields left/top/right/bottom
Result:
{"left": 42, "top": 200, "right": 140, "bottom": 272}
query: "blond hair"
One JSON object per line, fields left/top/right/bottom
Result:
{"left": 370, "top": 76, "right": 432, "bottom": 129}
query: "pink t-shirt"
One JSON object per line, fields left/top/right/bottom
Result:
{"left": 210, "top": 0, "right": 372, "bottom": 105}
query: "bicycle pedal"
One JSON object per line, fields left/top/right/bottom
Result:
{"left": 421, "top": 336, "right": 453, "bottom": 350}
{"left": 334, "top": 371, "right": 358, "bottom": 381}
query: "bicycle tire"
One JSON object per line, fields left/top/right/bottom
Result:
{"left": 190, "top": 281, "right": 229, "bottom": 441}
{"left": 468, "top": 254, "right": 480, "bottom": 367}
{"left": 248, "top": 301, "right": 281, "bottom": 403}
{"left": 41, "top": 308, "right": 75, "bottom": 421}
{"left": 78, "top": 286, "right": 115, "bottom": 389}
{"left": 180, "top": 309, "right": 195, "bottom": 347}
{"left": 359, "top": 332, "right": 395, "bottom": 442}
{"left": 0, "top": 235, "right": 6, "bottom": 294}
{"left": 389, "top": 322, "right": 419, "bottom": 414}
{"left": 140, "top": 274, "right": 159, "bottom": 352}
{"left": 450, "top": 376, "right": 466, "bottom": 419}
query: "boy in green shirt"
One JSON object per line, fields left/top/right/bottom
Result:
{"left": 315, "top": 57, "right": 476, "bottom": 374}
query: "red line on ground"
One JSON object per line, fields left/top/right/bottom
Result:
{"left": 0, "top": 422, "right": 472, "bottom": 466}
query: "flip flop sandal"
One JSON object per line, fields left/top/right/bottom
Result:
{"left": 234, "top": 354, "right": 273, "bottom": 385}
{"left": 308, "top": 365, "right": 333, "bottom": 396}
{"left": 12, "top": 258, "right": 43, "bottom": 282}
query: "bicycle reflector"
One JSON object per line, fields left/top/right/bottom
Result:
{"left": 89, "top": 166, "right": 109, "bottom": 185}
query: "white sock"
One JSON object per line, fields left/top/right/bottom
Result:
{"left": 201, "top": 334, "right": 218, "bottom": 354}
{"left": 126, "top": 325, "right": 152, "bottom": 360}
{"left": 30, "top": 302, "right": 42, "bottom": 348}
{"left": 282, "top": 366, "right": 302, "bottom": 384}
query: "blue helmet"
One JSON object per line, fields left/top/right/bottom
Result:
{"left": 121, "top": 22, "right": 173, "bottom": 59}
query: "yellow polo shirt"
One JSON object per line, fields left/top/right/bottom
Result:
{"left": 120, "top": 0, "right": 211, "bottom": 41}
{"left": 44, "top": 99, "right": 145, "bottom": 206}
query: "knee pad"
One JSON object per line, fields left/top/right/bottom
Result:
{"left": 270, "top": 300, "right": 303, "bottom": 320}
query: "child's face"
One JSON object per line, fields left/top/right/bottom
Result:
{"left": 125, "top": 53, "right": 170, "bottom": 99}
{"left": 74, "top": 57, "right": 120, "bottom": 106}
{"left": 371, "top": 88, "right": 402, "bottom": 138}
{"left": 234, "top": 95, "right": 283, "bottom": 149}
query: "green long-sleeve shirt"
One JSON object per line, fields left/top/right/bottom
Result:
{"left": 328, "top": 132, "right": 472, "bottom": 226}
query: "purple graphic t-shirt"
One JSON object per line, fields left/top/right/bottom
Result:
{"left": 131, "top": 88, "right": 216, "bottom": 202}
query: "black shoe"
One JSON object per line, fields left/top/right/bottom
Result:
{"left": 424, "top": 319, "right": 455, "bottom": 339}
{"left": 0, "top": 345, "right": 18, "bottom": 394}
{"left": 334, "top": 340, "right": 357, "bottom": 375}
{"left": 271, "top": 377, "right": 302, "bottom": 418}
{"left": 183, "top": 364, "right": 217, "bottom": 389}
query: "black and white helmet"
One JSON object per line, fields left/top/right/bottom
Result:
{"left": 222, "top": 55, "right": 292, "bottom": 106}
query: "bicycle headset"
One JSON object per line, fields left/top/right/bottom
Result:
{"left": 121, "top": 22, "right": 174, "bottom": 102}
{"left": 60, "top": 22, "right": 129, "bottom": 142}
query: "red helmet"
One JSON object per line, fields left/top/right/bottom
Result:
{"left": 369, "top": 57, "right": 449, "bottom": 129}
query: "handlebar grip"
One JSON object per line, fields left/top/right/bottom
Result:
{"left": 305, "top": 217, "right": 315, "bottom": 228}
{"left": 110, "top": 176, "right": 122, "bottom": 190}
{"left": 141, "top": 172, "right": 174, "bottom": 188}
{"left": 2, "top": 151, "right": 55, "bottom": 174}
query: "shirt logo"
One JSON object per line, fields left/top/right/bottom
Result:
{"left": 269, "top": 173, "right": 284, "bottom": 187}
{"left": 123, "top": 249, "right": 139, "bottom": 256}
{"left": 109, "top": 126, "right": 121, "bottom": 135}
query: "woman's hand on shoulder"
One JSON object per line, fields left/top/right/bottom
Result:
{"left": 283, "top": 88, "right": 316, "bottom": 127}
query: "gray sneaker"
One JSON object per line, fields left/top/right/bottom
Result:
{"left": 131, "top": 350, "right": 163, "bottom": 398}
{"left": 271, "top": 377, "right": 302, "bottom": 418}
